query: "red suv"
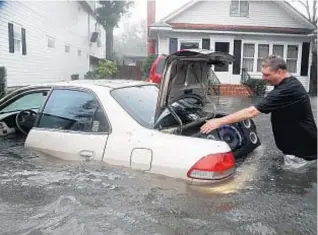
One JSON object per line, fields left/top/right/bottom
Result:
{"left": 147, "top": 55, "right": 166, "bottom": 84}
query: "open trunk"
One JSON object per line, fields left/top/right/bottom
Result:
{"left": 157, "top": 104, "right": 261, "bottom": 159}
{"left": 154, "top": 49, "right": 260, "bottom": 158}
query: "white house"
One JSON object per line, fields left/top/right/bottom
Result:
{"left": 0, "top": 1, "right": 106, "bottom": 87}
{"left": 148, "top": 0, "right": 316, "bottom": 91}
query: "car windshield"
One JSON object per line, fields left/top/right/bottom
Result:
{"left": 0, "top": 91, "right": 48, "bottom": 114}
{"left": 111, "top": 85, "right": 206, "bottom": 129}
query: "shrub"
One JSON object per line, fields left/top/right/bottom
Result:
{"left": 141, "top": 54, "right": 157, "bottom": 80}
{"left": 243, "top": 78, "right": 268, "bottom": 96}
{"left": 0, "top": 67, "right": 6, "bottom": 99}
{"left": 85, "top": 60, "right": 117, "bottom": 79}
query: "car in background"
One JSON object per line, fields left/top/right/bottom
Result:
{"left": 147, "top": 55, "right": 166, "bottom": 84}
{"left": 0, "top": 49, "right": 261, "bottom": 184}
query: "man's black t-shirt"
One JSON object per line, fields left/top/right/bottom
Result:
{"left": 255, "top": 76, "right": 317, "bottom": 160}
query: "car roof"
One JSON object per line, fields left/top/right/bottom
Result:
{"left": 17, "top": 79, "right": 153, "bottom": 91}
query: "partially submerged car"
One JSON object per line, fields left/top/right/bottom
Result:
{"left": 0, "top": 49, "right": 260, "bottom": 183}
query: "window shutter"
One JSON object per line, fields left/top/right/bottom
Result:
{"left": 300, "top": 42, "right": 310, "bottom": 76}
{"left": 169, "top": 38, "right": 178, "bottom": 54}
{"left": 8, "top": 23, "right": 14, "bottom": 53}
{"left": 202, "top": 38, "right": 210, "bottom": 50}
{"left": 233, "top": 40, "right": 242, "bottom": 74}
{"left": 22, "top": 28, "right": 27, "bottom": 55}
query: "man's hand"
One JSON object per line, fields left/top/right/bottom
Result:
{"left": 200, "top": 106, "right": 261, "bottom": 134}
{"left": 200, "top": 118, "right": 223, "bottom": 134}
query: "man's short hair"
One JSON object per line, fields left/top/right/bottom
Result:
{"left": 261, "top": 55, "right": 287, "bottom": 71}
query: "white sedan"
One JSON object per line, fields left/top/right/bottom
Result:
{"left": 0, "top": 49, "right": 261, "bottom": 183}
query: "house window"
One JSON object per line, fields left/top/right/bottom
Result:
{"left": 287, "top": 45, "right": 298, "bottom": 73}
{"left": 242, "top": 43, "right": 300, "bottom": 74}
{"left": 180, "top": 41, "right": 199, "bottom": 50}
{"left": 8, "top": 22, "right": 26, "bottom": 55}
{"left": 97, "top": 38, "right": 101, "bottom": 48}
{"left": 65, "top": 44, "right": 70, "bottom": 53}
{"left": 13, "top": 24, "right": 22, "bottom": 53}
{"left": 273, "top": 45, "right": 284, "bottom": 57}
{"left": 242, "top": 43, "right": 255, "bottom": 72}
{"left": 47, "top": 37, "right": 55, "bottom": 48}
{"left": 257, "top": 44, "right": 269, "bottom": 72}
{"left": 77, "top": 49, "right": 82, "bottom": 56}
{"left": 230, "top": 0, "right": 249, "bottom": 17}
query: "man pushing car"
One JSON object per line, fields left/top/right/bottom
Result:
{"left": 201, "top": 55, "right": 317, "bottom": 167}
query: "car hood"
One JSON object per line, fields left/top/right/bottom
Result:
{"left": 154, "top": 49, "right": 234, "bottom": 124}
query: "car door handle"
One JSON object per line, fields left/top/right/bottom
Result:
{"left": 79, "top": 150, "right": 94, "bottom": 160}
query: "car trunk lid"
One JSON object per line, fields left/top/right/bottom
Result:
{"left": 154, "top": 49, "right": 234, "bottom": 125}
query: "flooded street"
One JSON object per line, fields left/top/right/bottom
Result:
{"left": 0, "top": 96, "right": 316, "bottom": 235}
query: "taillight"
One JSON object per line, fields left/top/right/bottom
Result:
{"left": 187, "top": 152, "right": 235, "bottom": 180}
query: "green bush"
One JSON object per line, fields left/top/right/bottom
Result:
{"left": 141, "top": 54, "right": 157, "bottom": 80}
{"left": 0, "top": 67, "right": 6, "bottom": 99}
{"left": 243, "top": 78, "right": 268, "bottom": 96}
{"left": 85, "top": 60, "right": 117, "bottom": 79}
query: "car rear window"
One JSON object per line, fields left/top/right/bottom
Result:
{"left": 155, "top": 57, "right": 166, "bottom": 73}
{"left": 111, "top": 85, "right": 159, "bottom": 128}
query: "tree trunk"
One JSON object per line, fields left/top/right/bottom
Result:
{"left": 105, "top": 26, "right": 114, "bottom": 61}
{"left": 309, "top": 51, "right": 317, "bottom": 96}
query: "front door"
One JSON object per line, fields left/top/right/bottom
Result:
{"left": 214, "top": 42, "right": 231, "bottom": 83}
{"left": 25, "top": 88, "right": 111, "bottom": 161}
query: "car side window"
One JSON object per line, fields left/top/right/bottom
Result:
{"left": 0, "top": 91, "right": 48, "bottom": 113}
{"left": 37, "top": 89, "right": 110, "bottom": 133}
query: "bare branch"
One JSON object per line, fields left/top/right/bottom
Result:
{"left": 313, "top": 0, "right": 317, "bottom": 24}
{"left": 298, "top": 0, "right": 308, "bottom": 9}
{"left": 297, "top": 0, "right": 312, "bottom": 20}
{"left": 306, "top": 0, "right": 312, "bottom": 21}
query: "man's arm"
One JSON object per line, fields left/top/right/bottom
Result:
{"left": 200, "top": 106, "right": 261, "bottom": 134}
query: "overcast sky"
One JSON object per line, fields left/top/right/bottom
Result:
{"left": 115, "top": 0, "right": 313, "bottom": 34}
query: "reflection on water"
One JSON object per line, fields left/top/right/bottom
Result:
{"left": 0, "top": 96, "right": 316, "bottom": 235}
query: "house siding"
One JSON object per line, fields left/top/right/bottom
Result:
{"left": 157, "top": 32, "right": 311, "bottom": 91}
{"left": 0, "top": 1, "right": 105, "bottom": 87}
{"left": 168, "top": 1, "right": 309, "bottom": 29}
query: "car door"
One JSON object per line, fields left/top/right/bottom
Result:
{"left": 25, "top": 88, "right": 111, "bottom": 161}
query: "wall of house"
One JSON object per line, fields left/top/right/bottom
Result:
{"left": 157, "top": 32, "right": 311, "bottom": 91}
{"left": 0, "top": 1, "right": 105, "bottom": 87}
{"left": 168, "top": 1, "right": 309, "bottom": 29}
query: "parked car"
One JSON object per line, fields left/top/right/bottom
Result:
{"left": 147, "top": 54, "right": 166, "bottom": 84}
{"left": 0, "top": 49, "right": 261, "bottom": 183}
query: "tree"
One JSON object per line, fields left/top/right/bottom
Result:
{"left": 296, "top": 0, "right": 317, "bottom": 95}
{"left": 95, "top": 0, "right": 133, "bottom": 61}
{"left": 114, "top": 19, "right": 147, "bottom": 59}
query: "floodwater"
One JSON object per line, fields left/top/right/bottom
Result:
{"left": 0, "top": 96, "right": 317, "bottom": 235}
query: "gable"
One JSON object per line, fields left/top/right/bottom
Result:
{"left": 166, "top": 1, "right": 312, "bottom": 30}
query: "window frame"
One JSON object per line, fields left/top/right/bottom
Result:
{"left": 286, "top": 45, "right": 299, "bottom": 73}
{"left": 0, "top": 88, "right": 52, "bottom": 114}
{"left": 178, "top": 39, "right": 202, "bottom": 51}
{"left": 47, "top": 36, "right": 55, "bottom": 49}
{"left": 110, "top": 84, "right": 160, "bottom": 129}
{"left": 257, "top": 44, "right": 270, "bottom": 72}
{"left": 34, "top": 87, "right": 112, "bottom": 135}
{"left": 65, "top": 44, "right": 70, "bottom": 53}
{"left": 230, "top": 0, "right": 249, "bottom": 17}
{"left": 13, "top": 23, "right": 22, "bottom": 53}
{"left": 241, "top": 41, "right": 302, "bottom": 75}
{"left": 242, "top": 43, "right": 255, "bottom": 72}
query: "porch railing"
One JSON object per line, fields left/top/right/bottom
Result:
{"left": 208, "top": 69, "right": 221, "bottom": 95}
{"left": 241, "top": 68, "right": 267, "bottom": 96}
